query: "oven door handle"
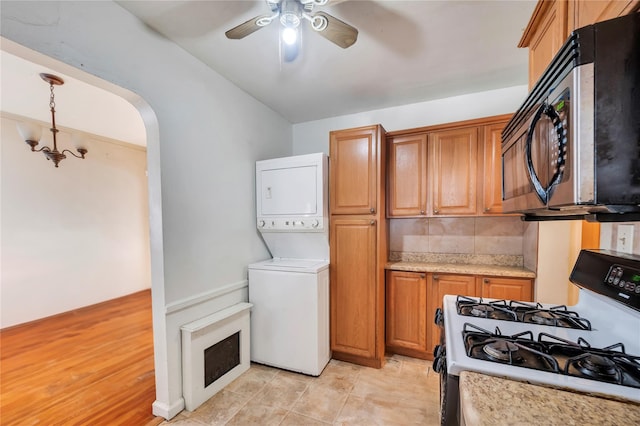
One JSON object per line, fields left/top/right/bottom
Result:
{"left": 525, "top": 102, "right": 566, "bottom": 205}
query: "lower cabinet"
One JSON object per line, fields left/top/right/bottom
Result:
{"left": 385, "top": 271, "right": 429, "bottom": 359}
{"left": 385, "top": 270, "right": 534, "bottom": 360}
{"left": 427, "top": 273, "right": 477, "bottom": 356}
{"left": 330, "top": 217, "right": 384, "bottom": 368}
{"left": 478, "top": 276, "right": 533, "bottom": 302}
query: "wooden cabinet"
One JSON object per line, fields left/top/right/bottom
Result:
{"left": 387, "top": 134, "right": 427, "bottom": 217}
{"left": 428, "top": 128, "right": 479, "bottom": 216}
{"left": 427, "top": 273, "right": 477, "bottom": 356}
{"left": 383, "top": 271, "right": 535, "bottom": 360}
{"left": 386, "top": 115, "right": 512, "bottom": 218}
{"left": 481, "top": 122, "right": 508, "bottom": 215}
{"left": 330, "top": 126, "right": 379, "bottom": 215}
{"left": 329, "top": 124, "right": 387, "bottom": 368}
{"left": 519, "top": 0, "right": 639, "bottom": 88}
{"left": 330, "top": 218, "right": 378, "bottom": 362}
{"left": 478, "top": 276, "right": 533, "bottom": 302}
{"left": 571, "top": 0, "right": 639, "bottom": 29}
{"left": 519, "top": 0, "right": 569, "bottom": 89}
{"left": 385, "top": 271, "right": 429, "bottom": 359}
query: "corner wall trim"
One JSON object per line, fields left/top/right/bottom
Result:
{"left": 165, "top": 280, "right": 248, "bottom": 315}
{"left": 152, "top": 397, "right": 185, "bottom": 420}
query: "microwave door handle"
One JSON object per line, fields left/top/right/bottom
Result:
{"left": 525, "top": 103, "right": 550, "bottom": 204}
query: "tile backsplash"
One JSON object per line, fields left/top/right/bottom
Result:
{"left": 389, "top": 216, "right": 528, "bottom": 266}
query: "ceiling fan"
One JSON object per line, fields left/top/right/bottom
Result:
{"left": 225, "top": 0, "right": 358, "bottom": 57}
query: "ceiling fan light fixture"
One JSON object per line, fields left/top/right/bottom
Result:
{"left": 282, "top": 26, "right": 298, "bottom": 45}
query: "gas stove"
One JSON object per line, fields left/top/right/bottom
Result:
{"left": 434, "top": 250, "right": 640, "bottom": 425}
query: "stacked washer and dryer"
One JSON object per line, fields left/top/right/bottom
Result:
{"left": 248, "top": 153, "right": 330, "bottom": 376}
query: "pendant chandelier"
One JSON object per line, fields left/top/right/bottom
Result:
{"left": 17, "top": 73, "right": 87, "bottom": 168}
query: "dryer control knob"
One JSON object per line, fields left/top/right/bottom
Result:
{"left": 311, "top": 220, "right": 319, "bottom": 228}
{"left": 258, "top": 220, "right": 266, "bottom": 228}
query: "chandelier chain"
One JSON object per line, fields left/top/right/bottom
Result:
{"left": 49, "top": 83, "right": 56, "bottom": 110}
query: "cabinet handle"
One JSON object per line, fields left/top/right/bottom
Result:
{"left": 370, "top": 207, "right": 375, "bottom": 213}
{"left": 433, "top": 275, "right": 440, "bottom": 280}
{"left": 370, "top": 220, "right": 376, "bottom": 225}
{"left": 483, "top": 278, "right": 490, "bottom": 284}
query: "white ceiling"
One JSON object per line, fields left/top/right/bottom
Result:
{"left": 1, "top": 0, "right": 537, "bottom": 147}
{"left": 118, "top": 0, "right": 537, "bottom": 123}
{"left": 0, "top": 49, "right": 147, "bottom": 146}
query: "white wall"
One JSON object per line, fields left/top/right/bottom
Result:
{"left": 292, "top": 85, "right": 528, "bottom": 154}
{"left": 1, "top": 1, "right": 292, "bottom": 419}
{"left": 1, "top": 114, "right": 151, "bottom": 328}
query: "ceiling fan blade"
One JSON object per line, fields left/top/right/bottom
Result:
{"left": 225, "top": 15, "right": 269, "bottom": 40}
{"left": 313, "top": 11, "right": 358, "bottom": 48}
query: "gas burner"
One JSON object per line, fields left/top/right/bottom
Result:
{"left": 462, "top": 323, "right": 559, "bottom": 371}
{"left": 483, "top": 339, "right": 523, "bottom": 362}
{"left": 471, "top": 305, "right": 495, "bottom": 318}
{"left": 520, "top": 308, "right": 592, "bottom": 330}
{"left": 575, "top": 354, "right": 619, "bottom": 380}
{"left": 530, "top": 311, "right": 557, "bottom": 325}
{"left": 456, "top": 296, "right": 517, "bottom": 321}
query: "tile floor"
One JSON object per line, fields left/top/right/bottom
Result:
{"left": 162, "top": 355, "right": 441, "bottom": 425}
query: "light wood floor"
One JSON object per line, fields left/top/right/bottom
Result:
{"left": 0, "top": 289, "right": 162, "bottom": 426}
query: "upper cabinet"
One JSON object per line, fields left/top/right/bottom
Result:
{"left": 481, "top": 123, "right": 508, "bottom": 215}
{"left": 387, "top": 134, "right": 428, "bottom": 217}
{"left": 571, "top": 0, "right": 639, "bottom": 28}
{"left": 428, "top": 127, "right": 478, "bottom": 216}
{"left": 518, "top": 0, "right": 569, "bottom": 89}
{"left": 519, "top": 0, "right": 639, "bottom": 88}
{"left": 330, "top": 125, "right": 380, "bottom": 215}
{"left": 386, "top": 115, "right": 511, "bottom": 218}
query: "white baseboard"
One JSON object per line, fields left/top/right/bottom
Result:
{"left": 152, "top": 397, "right": 185, "bottom": 420}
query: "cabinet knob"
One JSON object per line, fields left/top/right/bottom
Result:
{"left": 370, "top": 220, "right": 376, "bottom": 225}
{"left": 420, "top": 210, "right": 425, "bottom": 215}
{"left": 483, "top": 278, "right": 490, "bottom": 284}
{"left": 370, "top": 207, "right": 375, "bottom": 213}
{"left": 433, "top": 208, "right": 439, "bottom": 214}
{"left": 484, "top": 207, "right": 491, "bottom": 213}
{"left": 433, "top": 275, "right": 440, "bottom": 280}
{"left": 420, "top": 274, "right": 426, "bottom": 279}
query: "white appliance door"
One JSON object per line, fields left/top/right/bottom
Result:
{"left": 259, "top": 165, "right": 318, "bottom": 216}
{"left": 248, "top": 268, "right": 330, "bottom": 376}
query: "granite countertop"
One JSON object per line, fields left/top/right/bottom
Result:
{"left": 459, "top": 371, "right": 640, "bottom": 426}
{"left": 385, "top": 261, "right": 536, "bottom": 278}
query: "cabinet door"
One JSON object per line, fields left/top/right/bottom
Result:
{"left": 330, "top": 126, "right": 379, "bottom": 215}
{"left": 330, "top": 217, "right": 379, "bottom": 362}
{"left": 572, "top": 0, "right": 639, "bottom": 30}
{"left": 481, "top": 123, "right": 507, "bottom": 215}
{"left": 522, "top": 0, "right": 569, "bottom": 88}
{"left": 387, "top": 134, "right": 428, "bottom": 217}
{"left": 428, "top": 128, "right": 478, "bottom": 216}
{"left": 479, "top": 276, "right": 533, "bottom": 302}
{"left": 428, "top": 274, "right": 476, "bottom": 353}
{"left": 385, "top": 271, "right": 429, "bottom": 359}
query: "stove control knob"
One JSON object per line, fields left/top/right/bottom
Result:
{"left": 434, "top": 308, "right": 443, "bottom": 326}
{"left": 433, "top": 355, "right": 445, "bottom": 374}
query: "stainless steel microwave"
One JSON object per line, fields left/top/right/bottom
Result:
{"left": 501, "top": 13, "right": 640, "bottom": 222}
